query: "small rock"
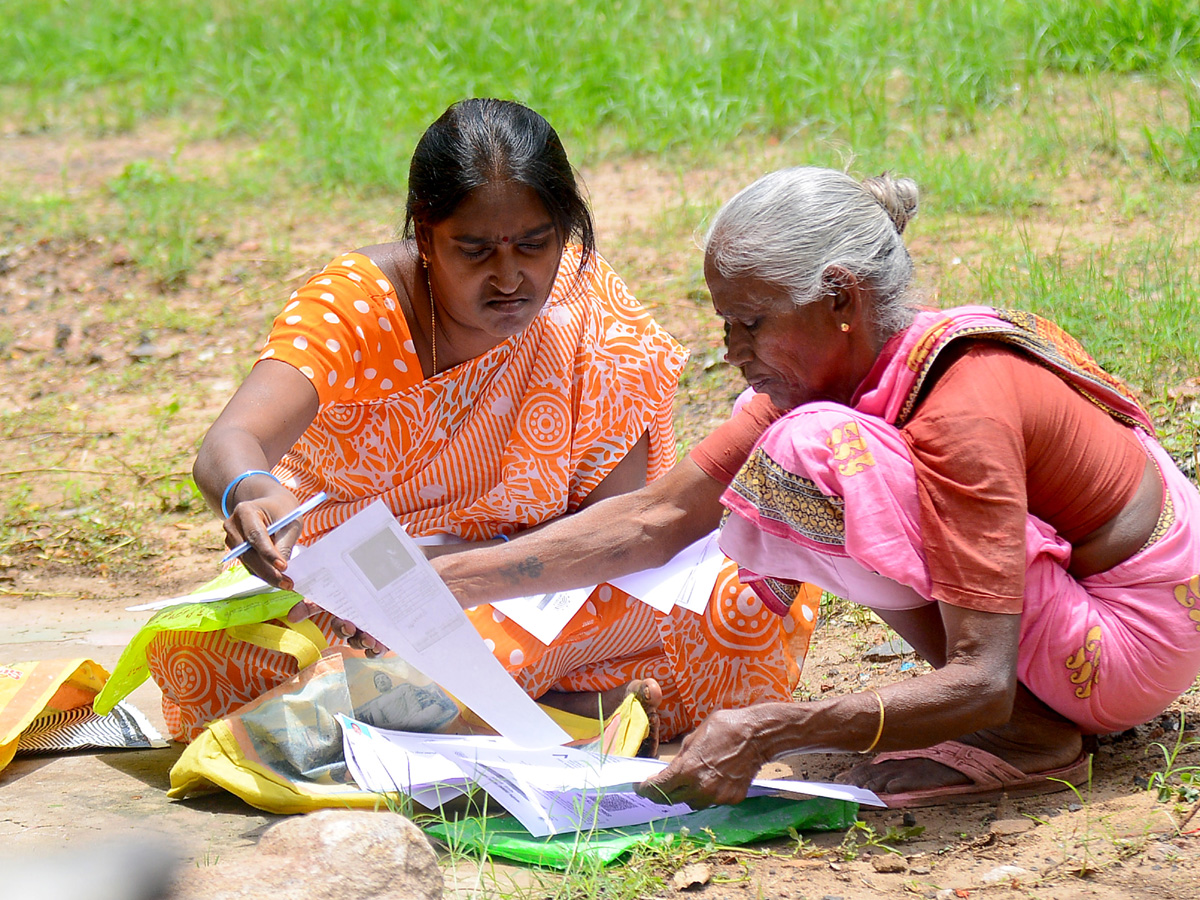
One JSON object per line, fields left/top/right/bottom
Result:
{"left": 863, "top": 638, "right": 914, "bottom": 661}
{"left": 130, "top": 342, "right": 158, "bottom": 361}
{"left": 911, "top": 864, "right": 932, "bottom": 874}
{"left": 110, "top": 245, "right": 134, "bottom": 266}
{"left": 1146, "top": 842, "right": 1175, "bottom": 862}
{"left": 3, "top": 836, "right": 178, "bottom": 900}
{"left": 1067, "top": 803, "right": 1083, "bottom": 812}
{"left": 673, "top": 862, "right": 712, "bottom": 890}
{"left": 902, "top": 812, "right": 918, "bottom": 827}
{"left": 175, "top": 809, "right": 443, "bottom": 900}
{"left": 981, "top": 864, "right": 1031, "bottom": 884}
{"left": 871, "top": 854, "right": 908, "bottom": 873}
{"left": 989, "top": 818, "right": 1033, "bottom": 836}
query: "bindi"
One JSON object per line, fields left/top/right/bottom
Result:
{"left": 500, "top": 235, "right": 510, "bottom": 243}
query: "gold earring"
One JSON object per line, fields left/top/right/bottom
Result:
{"left": 840, "top": 322, "right": 850, "bottom": 332}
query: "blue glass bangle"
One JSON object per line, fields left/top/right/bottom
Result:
{"left": 495, "top": 533, "right": 510, "bottom": 542}
{"left": 220, "top": 469, "right": 281, "bottom": 518}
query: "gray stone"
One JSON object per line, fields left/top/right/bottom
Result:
{"left": 989, "top": 818, "right": 1034, "bottom": 836}
{"left": 863, "top": 638, "right": 914, "bottom": 662}
{"left": 4, "top": 837, "right": 179, "bottom": 900}
{"left": 981, "top": 864, "right": 1032, "bottom": 885}
{"left": 175, "top": 809, "right": 443, "bottom": 900}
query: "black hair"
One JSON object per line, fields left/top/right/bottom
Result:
{"left": 404, "top": 98, "right": 595, "bottom": 267}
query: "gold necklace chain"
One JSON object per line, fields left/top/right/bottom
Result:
{"left": 426, "top": 268, "right": 437, "bottom": 375}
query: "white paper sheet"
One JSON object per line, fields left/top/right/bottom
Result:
{"left": 610, "top": 529, "right": 726, "bottom": 614}
{"left": 340, "top": 720, "right": 692, "bottom": 836}
{"left": 488, "top": 529, "right": 729, "bottom": 644}
{"left": 286, "top": 502, "right": 569, "bottom": 747}
{"left": 491, "top": 586, "right": 594, "bottom": 645}
{"left": 339, "top": 718, "right": 884, "bottom": 837}
{"left": 340, "top": 715, "right": 469, "bottom": 808}
{"left": 126, "top": 567, "right": 275, "bottom": 611}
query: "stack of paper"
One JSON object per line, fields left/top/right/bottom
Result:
{"left": 339, "top": 714, "right": 883, "bottom": 837}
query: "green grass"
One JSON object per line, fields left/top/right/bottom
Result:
{"left": 2, "top": 0, "right": 1197, "bottom": 185}
{"left": 2, "top": 2, "right": 1198, "bottom": 287}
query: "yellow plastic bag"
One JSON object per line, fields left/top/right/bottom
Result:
{"left": 0, "top": 658, "right": 109, "bottom": 772}
{"left": 169, "top": 651, "right": 392, "bottom": 813}
{"left": 168, "top": 647, "right": 651, "bottom": 815}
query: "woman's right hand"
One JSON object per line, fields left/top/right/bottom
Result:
{"left": 224, "top": 489, "right": 303, "bottom": 589}
{"left": 193, "top": 359, "right": 322, "bottom": 586}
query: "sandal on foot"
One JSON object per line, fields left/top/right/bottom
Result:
{"left": 863, "top": 740, "right": 1092, "bottom": 809}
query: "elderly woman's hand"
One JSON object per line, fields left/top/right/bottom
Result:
{"left": 635, "top": 707, "right": 770, "bottom": 809}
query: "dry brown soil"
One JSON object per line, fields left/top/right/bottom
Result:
{"left": 2, "top": 126, "right": 1199, "bottom": 899}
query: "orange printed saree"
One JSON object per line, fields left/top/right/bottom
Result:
{"left": 148, "top": 246, "right": 817, "bottom": 741}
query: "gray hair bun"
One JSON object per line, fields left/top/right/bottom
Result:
{"left": 861, "top": 173, "right": 919, "bottom": 235}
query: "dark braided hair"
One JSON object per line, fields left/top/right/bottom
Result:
{"left": 404, "top": 99, "right": 595, "bottom": 268}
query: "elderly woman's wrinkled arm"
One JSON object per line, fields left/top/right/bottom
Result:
{"left": 327, "top": 449, "right": 728, "bottom": 655}
{"left": 636, "top": 601, "right": 1022, "bottom": 808}
{"left": 432, "top": 454, "right": 729, "bottom": 607}
{"left": 194, "top": 359, "right": 319, "bottom": 588}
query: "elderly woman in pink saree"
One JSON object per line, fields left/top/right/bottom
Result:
{"left": 635, "top": 168, "right": 1200, "bottom": 809}
{"left": 436, "top": 166, "right": 1200, "bottom": 809}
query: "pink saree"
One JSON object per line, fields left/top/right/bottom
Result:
{"left": 719, "top": 306, "right": 1200, "bottom": 734}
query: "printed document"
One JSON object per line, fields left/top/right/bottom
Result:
{"left": 285, "top": 501, "right": 569, "bottom": 747}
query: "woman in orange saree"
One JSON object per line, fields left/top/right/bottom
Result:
{"left": 149, "top": 99, "right": 817, "bottom": 743}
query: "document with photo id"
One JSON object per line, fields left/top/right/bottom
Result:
{"left": 285, "top": 501, "right": 570, "bottom": 748}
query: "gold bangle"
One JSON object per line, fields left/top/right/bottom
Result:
{"left": 860, "top": 689, "right": 885, "bottom": 754}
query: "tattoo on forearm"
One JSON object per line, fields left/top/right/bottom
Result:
{"left": 499, "top": 555, "right": 544, "bottom": 585}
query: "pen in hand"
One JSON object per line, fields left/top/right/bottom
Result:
{"left": 221, "top": 491, "right": 329, "bottom": 565}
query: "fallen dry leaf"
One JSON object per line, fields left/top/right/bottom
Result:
{"left": 673, "top": 862, "right": 713, "bottom": 890}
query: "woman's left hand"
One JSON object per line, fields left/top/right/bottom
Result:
{"left": 635, "top": 707, "right": 769, "bottom": 809}
{"left": 286, "top": 601, "right": 387, "bottom": 656}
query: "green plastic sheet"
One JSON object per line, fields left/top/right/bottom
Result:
{"left": 423, "top": 795, "right": 859, "bottom": 868}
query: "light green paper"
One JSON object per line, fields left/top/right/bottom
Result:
{"left": 93, "top": 574, "right": 302, "bottom": 715}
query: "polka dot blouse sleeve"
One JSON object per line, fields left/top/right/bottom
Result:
{"left": 257, "top": 253, "right": 423, "bottom": 409}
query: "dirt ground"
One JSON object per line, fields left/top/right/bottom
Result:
{"left": 6, "top": 578, "right": 1200, "bottom": 898}
{"left": 3, "top": 125, "right": 1200, "bottom": 899}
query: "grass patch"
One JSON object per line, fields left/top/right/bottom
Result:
{"left": 2, "top": 0, "right": 1197, "bottom": 185}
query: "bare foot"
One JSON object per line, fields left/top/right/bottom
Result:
{"left": 837, "top": 683, "right": 1084, "bottom": 795}
{"left": 539, "top": 679, "right": 663, "bottom": 757}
